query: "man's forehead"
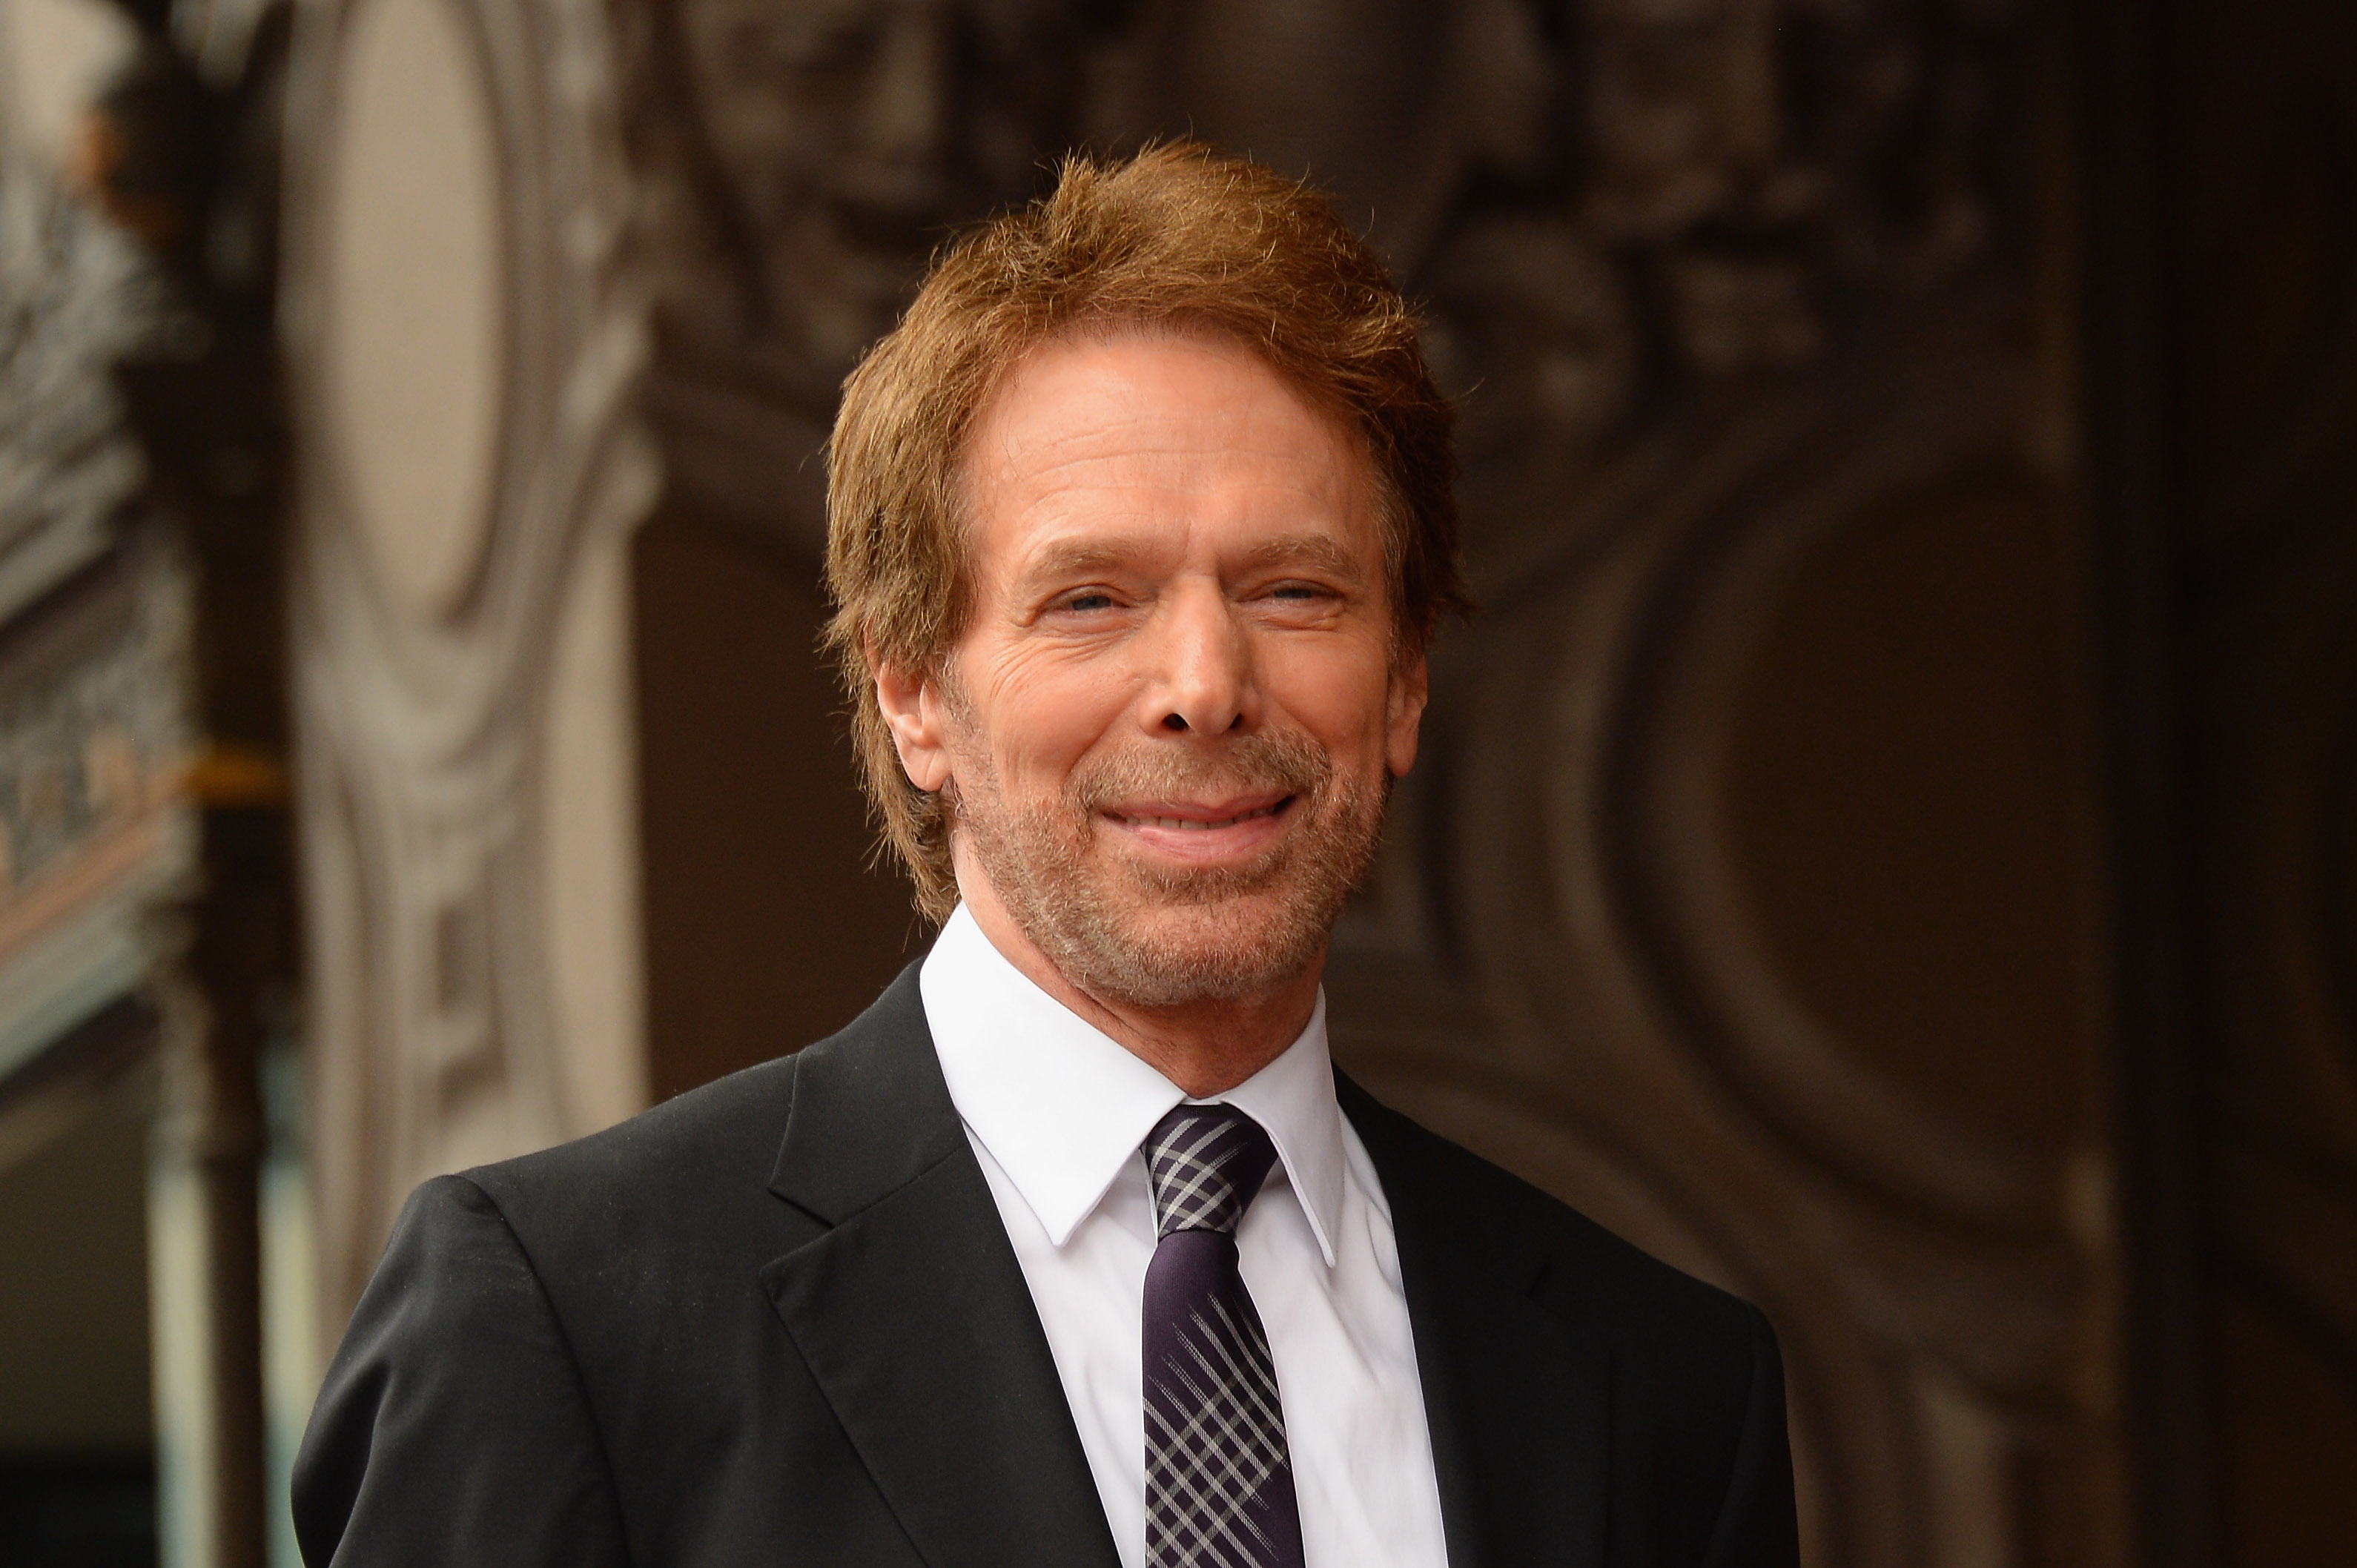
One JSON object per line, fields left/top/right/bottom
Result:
{"left": 972, "top": 331, "right": 1364, "bottom": 472}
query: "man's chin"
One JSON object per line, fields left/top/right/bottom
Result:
{"left": 1114, "top": 896, "right": 1315, "bottom": 953}
{"left": 1034, "top": 888, "right": 1332, "bottom": 1011}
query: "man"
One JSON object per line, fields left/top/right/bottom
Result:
{"left": 294, "top": 145, "right": 1799, "bottom": 1568}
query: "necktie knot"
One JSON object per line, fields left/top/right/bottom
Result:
{"left": 1143, "top": 1104, "right": 1277, "bottom": 1238}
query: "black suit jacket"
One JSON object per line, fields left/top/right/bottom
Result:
{"left": 294, "top": 965, "right": 1799, "bottom": 1567}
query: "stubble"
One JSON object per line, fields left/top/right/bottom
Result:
{"left": 946, "top": 721, "right": 1388, "bottom": 1009}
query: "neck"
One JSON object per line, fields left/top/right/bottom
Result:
{"left": 952, "top": 865, "right": 1323, "bottom": 1098}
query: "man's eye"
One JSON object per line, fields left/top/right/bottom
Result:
{"left": 1062, "top": 592, "right": 1116, "bottom": 613}
{"left": 1270, "top": 583, "right": 1326, "bottom": 601}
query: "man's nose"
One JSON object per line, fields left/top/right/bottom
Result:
{"left": 1150, "top": 590, "right": 1258, "bottom": 737}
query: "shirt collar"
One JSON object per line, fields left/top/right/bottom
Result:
{"left": 920, "top": 904, "right": 1345, "bottom": 1266}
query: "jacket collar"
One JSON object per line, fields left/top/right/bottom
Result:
{"left": 1339, "top": 1071, "right": 1610, "bottom": 1568}
{"left": 764, "top": 964, "right": 1123, "bottom": 1568}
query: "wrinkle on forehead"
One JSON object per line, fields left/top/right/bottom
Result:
{"left": 962, "top": 320, "right": 1376, "bottom": 501}
{"left": 964, "top": 328, "right": 1372, "bottom": 517}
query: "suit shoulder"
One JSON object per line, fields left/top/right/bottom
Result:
{"left": 445, "top": 965, "right": 931, "bottom": 1271}
{"left": 466, "top": 1049, "right": 803, "bottom": 1219}
{"left": 463, "top": 962, "right": 930, "bottom": 1217}
{"left": 1343, "top": 1077, "right": 1759, "bottom": 1350}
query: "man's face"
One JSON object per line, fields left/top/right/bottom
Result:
{"left": 887, "top": 331, "right": 1427, "bottom": 1008}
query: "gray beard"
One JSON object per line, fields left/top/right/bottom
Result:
{"left": 946, "top": 726, "right": 1387, "bottom": 1009}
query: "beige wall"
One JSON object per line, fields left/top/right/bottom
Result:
{"left": 0, "top": 0, "right": 133, "bottom": 170}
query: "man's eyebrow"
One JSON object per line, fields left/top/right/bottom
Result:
{"left": 1235, "top": 532, "right": 1368, "bottom": 582}
{"left": 1015, "top": 537, "right": 1149, "bottom": 584}
{"left": 1014, "top": 531, "right": 1371, "bottom": 588}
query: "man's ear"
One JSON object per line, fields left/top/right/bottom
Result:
{"left": 1385, "top": 648, "right": 1429, "bottom": 779}
{"left": 873, "top": 656, "right": 954, "bottom": 794}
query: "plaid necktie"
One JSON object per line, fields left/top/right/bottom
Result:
{"left": 1140, "top": 1104, "right": 1306, "bottom": 1568}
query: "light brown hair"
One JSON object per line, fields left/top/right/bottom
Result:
{"left": 823, "top": 142, "right": 1468, "bottom": 919}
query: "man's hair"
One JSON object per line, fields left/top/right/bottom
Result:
{"left": 822, "top": 142, "right": 1469, "bottom": 919}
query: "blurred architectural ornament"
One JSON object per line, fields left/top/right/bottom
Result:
{"left": 0, "top": 153, "right": 191, "bottom": 1113}
{"left": 0, "top": 2, "right": 311, "bottom": 1564}
{"left": 0, "top": 0, "right": 185, "bottom": 1229}
{"left": 280, "top": 0, "right": 657, "bottom": 1335}
{"left": 0, "top": 177, "right": 154, "bottom": 621}
{"left": 615, "top": 0, "right": 1113, "bottom": 555}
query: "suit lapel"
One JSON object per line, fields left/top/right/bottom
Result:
{"left": 1340, "top": 1074, "right": 1610, "bottom": 1568}
{"left": 763, "top": 967, "right": 1122, "bottom": 1568}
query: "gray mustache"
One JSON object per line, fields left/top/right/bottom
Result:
{"left": 1069, "top": 730, "right": 1332, "bottom": 815}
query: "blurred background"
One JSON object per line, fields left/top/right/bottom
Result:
{"left": 0, "top": 0, "right": 2351, "bottom": 1564}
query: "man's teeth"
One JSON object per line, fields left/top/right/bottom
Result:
{"left": 1131, "top": 803, "right": 1280, "bottom": 831}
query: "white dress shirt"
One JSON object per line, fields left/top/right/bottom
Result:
{"left": 921, "top": 905, "right": 1452, "bottom": 1568}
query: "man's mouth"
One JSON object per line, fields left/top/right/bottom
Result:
{"left": 1108, "top": 796, "right": 1296, "bottom": 833}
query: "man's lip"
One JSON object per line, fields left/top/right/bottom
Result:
{"left": 1102, "top": 793, "right": 1295, "bottom": 833}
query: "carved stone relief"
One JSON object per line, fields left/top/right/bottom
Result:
{"left": 282, "top": 0, "right": 657, "bottom": 1333}
{"left": 615, "top": 0, "right": 1115, "bottom": 553}
{"left": 0, "top": 176, "right": 153, "bottom": 625}
{"left": 0, "top": 49, "right": 197, "bottom": 1139}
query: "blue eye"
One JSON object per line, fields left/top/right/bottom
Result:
{"left": 1065, "top": 592, "right": 1114, "bottom": 612}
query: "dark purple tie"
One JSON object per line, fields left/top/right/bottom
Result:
{"left": 1141, "top": 1104, "right": 1306, "bottom": 1568}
